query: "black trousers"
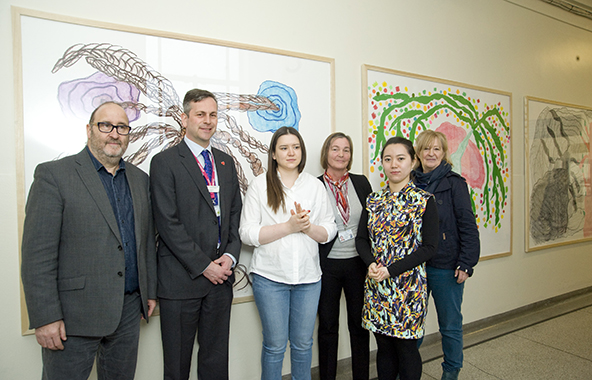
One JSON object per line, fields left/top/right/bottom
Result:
{"left": 159, "top": 283, "right": 233, "bottom": 380}
{"left": 374, "top": 332, "right": 422, "bottom": 380}
{"left": 318, "top": 257, "right": 370, "bottom": 380}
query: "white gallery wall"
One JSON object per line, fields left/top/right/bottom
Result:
{"left": 1, "top": 0, "right": 592, "bottom": 379}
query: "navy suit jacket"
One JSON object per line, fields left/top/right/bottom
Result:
{"left": 150, "top": 140, "right": 242, "bottom": 299}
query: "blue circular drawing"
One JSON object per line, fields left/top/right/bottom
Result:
{"left": 248, "top": 80, "right": 301, "bottom": 132}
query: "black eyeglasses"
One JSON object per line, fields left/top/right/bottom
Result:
{"left": 95, "top": 122, "right": 132, "bottom": 136}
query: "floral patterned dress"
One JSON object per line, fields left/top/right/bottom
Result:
{"left": 361, "top": 182, "right": 431, "bottom": 339}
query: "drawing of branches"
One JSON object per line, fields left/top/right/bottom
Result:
{"left": 53, "top": 43, "right": 301, "bottom": 194}
{"left": 368, "top": 83, "right": 510, "bottom": 230}
{"left": 53, "top": 43, "right": 182, "bottom": 123}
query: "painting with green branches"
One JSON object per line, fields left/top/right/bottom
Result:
{"left": 363, "top": 66, "right": 511, "bottom": 258}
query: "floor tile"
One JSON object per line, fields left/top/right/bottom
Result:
{"left": 368, "top": 302, "right": 592, "bottom": 380}
{"left": 423, "top": 357, "right": 500, "bottom": 379}
{"left": 514, "top": 308, "right": 592, "bottom": 361}
{"left": 462, "top": 333, "right": 592, "bottom": 379}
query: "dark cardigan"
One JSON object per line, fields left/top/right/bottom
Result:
{"left": 317, "top": 173, "right": 373, "bottom": 268}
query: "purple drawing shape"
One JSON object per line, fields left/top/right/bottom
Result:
{"left": 57, "top": 71, "right": 141, "bottom": 122}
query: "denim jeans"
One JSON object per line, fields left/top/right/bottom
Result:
{"left": 252, "top": 273, "right": 322, "bottom": 380}
{"left": 426, "top": 266, "right": 464, "bottom": 373}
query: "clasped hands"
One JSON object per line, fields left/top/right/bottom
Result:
{"left": 203, "top": 255, "right": 234, "bottom": 285}
{"left": 368, "top": 262, "right": 390, "bottom": 282}
{"left": 287, "top": 201, "right": 311, "bottom": 234}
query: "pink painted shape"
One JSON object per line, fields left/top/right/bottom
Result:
{"left": 436, "top": 122, "right": 486, "bottom": 189}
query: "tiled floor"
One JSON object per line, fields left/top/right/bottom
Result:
{"left": 309, "top": 292, "right": 592, "bottom": 380}
{"left": 420, "top": 305, "right": 592, "bottom": 379}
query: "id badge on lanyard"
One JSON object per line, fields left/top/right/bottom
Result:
{"left": 338, "top": 229, "right": 355, "bottom": 242}
{"left": 196, "top": 154, "right": 219, "bottom": 207}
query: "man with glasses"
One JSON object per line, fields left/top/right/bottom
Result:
{"left": 21, "top": 101, "right": 157, "bottom": 380}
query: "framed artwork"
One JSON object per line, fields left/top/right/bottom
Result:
{"left": 14, "top": 6, "right": 334, "bottom": 331}
{"left": 362, "top": 65, "right": 512, "bottom": 260}
{"left": 525, "top": 97, "right": 592, "bottom": 251}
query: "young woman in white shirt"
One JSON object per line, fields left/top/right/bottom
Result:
{"left": 240, "top": 126, "right": 337, "bottom": 380}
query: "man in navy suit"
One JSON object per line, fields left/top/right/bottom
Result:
{"left": 150, "top": 89, "right": 242, "bottom": 380}
{"left": 21, "top": 102, "right": 157, "bottom": 380}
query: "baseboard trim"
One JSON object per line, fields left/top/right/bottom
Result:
{"left": 420, "top": 285, "right": 592, "bottom": 363}
{"left": 281, "top": 285, "right": 592, "bottom": 379}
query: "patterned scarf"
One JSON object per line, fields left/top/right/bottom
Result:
{"left": 324, "top": 171, "right": 350, "bottom": 225}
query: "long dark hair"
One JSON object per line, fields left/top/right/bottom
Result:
{"left": 266, "top": 126, "right": 307, "bottom": 213}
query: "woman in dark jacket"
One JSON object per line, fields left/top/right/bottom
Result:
{"left": 317, "top": 132, "right": 372, "bottom": 380}
{"left": 413, "top": 130, "right": 480, "bottom": 380}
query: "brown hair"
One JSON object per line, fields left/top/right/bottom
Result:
{"left": 413, "top": 130, "right": 453, "bottom": 168}
{"left": 266, "top": 127, "right": 307, "bottom": 213}
{"left": 320, "top": 132, "right": 353, "bottom": 171}
{"left": 183, "top": 89, "right": 217, "bottom": 114}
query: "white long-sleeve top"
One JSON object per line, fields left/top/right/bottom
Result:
{"left": 239, "top": 172, "right": 337, "bottom": 284}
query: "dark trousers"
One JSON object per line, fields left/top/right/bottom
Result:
{"left": 374, "top": 333, "right": 421, "bottom": 380}
{"left": 159, "top": 283, "right": 233, "bottom": 380}
{"left": 41, "top": 292, "right": 142, "bottom": 380}
{"left": 318, "top": 257, "right": 369, "bottom": 380}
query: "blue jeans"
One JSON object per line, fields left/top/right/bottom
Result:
{"left": 426, "top": 266, "right": 464, "bottom": 373}
{"left": 252, "top": 274, "right": 322, "bottom": 380}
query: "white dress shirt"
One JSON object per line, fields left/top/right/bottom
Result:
{"left": 240, "top": 171, "right": 337, "bottom": 284}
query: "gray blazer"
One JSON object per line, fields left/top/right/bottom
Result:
{"left": 150, "top": 140, "right": 242, "bottom": 299}
{"left": 21, "top": 148, "right": 157, "bottom": 336}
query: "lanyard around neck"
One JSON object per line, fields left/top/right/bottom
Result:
{"left": 194, "top": 151, "right": 217, "bottom": 186}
